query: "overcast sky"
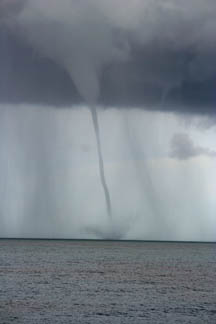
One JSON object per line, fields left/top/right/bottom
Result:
{"left": 0, "top": 0, "right": 215, "bottom": 240}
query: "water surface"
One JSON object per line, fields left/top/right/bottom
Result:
{"left": 0, "top": 239, "right": 216, "bottom": 323}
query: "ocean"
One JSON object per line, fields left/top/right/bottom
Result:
{"left": 0, "top": 239, "right": 216, "bottom": 323}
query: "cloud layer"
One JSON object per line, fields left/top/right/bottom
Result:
{"left": 0, "top": 0, "right": 216, "bottom": 112}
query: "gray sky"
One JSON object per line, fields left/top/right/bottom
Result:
{"left": 0, "top": 0, "right": 216, "bottom": 240}
{"left": 0, "top": 104, "right": 215, "bottom": 240}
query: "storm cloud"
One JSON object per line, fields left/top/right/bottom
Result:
{"left": 0, "top": 0, "right": 215, "bottom": 113}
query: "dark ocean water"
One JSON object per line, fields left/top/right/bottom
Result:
{"left": 0, "top": 239, "right": 216, "bottom": 323}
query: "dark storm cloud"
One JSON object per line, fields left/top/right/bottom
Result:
{"left": 0, "top": 28, "right": 80, "bottom": 105}
{"left": 0, "top": 0, "right": 216, "bottom": 113}
{"left": 170, "top": 133, "right": 216, "bottom": 160}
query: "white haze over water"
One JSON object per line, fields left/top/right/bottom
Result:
{"left": 0, "top": 104, "right": 215, "bottom": 241}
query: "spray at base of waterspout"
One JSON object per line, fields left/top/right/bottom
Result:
{"left": 84, "top": 212, "right": 138, "bottom": 240}
{"left": 85, "top": 220, "right": 127, "bottom": 240}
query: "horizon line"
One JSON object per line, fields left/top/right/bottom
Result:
{"left": 0, "top": 237, "right": 215, "bottom": 244}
